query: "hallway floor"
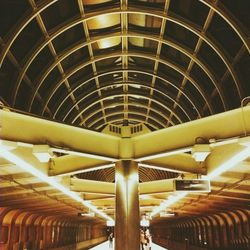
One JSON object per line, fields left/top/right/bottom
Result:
{"left": 90, "top": 240, "right": 167, "bottom": 249}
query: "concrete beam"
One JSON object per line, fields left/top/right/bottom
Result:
{"left": 70, "top": 178, "right": 115, "bottom": 195}
{"left": 133, "top": 106, "right": 250, "bottom": 160}
{"left": 141, "top": 153, "right": 206, "bottom": 174}
{"left": 139, "top": 179, "right": 174, "bottom": 195}
{"left": 49, "top": 155, "right": 113, "bottom": 176}
{"left": 0, "top": 109, "right": 120, "bottom": 160}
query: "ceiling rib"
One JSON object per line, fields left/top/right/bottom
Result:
{"left": 40, "top": 52, "right": 214, "bottom": 117}
{"left": 9, "top": 9, "right": 242, "bottom": 110}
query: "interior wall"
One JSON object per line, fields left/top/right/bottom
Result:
{"left": 0, "top": 207, "right": 107, "bottom": 250}
{"left": 151, "top": 209, "right": 250, "bottom": 250}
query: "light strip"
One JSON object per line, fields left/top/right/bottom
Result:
{"left": 139, "top": 163, "right": 186, "bottom": 173}
{"left": 51, "top": 147, "right": 117, "bottom": 162}
{"left": 54, "top": 163, "right": 115, "bottom": 176}
{"left": 0, "top": 139, "right": 117, "bottom": 162}
{"left": 0, "top": 147, "right": 114, "bottom": 222}
{"left": 150, "top": 192, "right": 187, "bottom": 217}
{"left": 150, "top": 145, "right": 250, "bottom": 218}
{"left": 135, "top": 147, "right": 192, "bottom": 162}
{"left": 207, "top": 146, "right": 250, "bottom": 179}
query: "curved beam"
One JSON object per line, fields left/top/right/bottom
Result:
{"left": 69, "top": 93, "right": 184, "bottom": 125}
{"left": 11, "top": 9, "right": 240, "bottom": 108}
{"left": 52, "top": 69, "right": 202, "bottom": 119}
{"left": 40, "top": 52, "right": 213, "bottom": 115}
{"left": 200, "top": 0, "right": 250, "bottom": 53}
{"left": 57, "top": 81, "right": 192, "bottom": 122}
{"left": 88, "top": 110, "right": 167, "bottom": 129}
{"left": 85, "top": 103, "right": 175, "bottom": 128}
{"left": 0, "top": 0, "right": 59, "bottom": 67}
{"left": 68, "top": 94, "right": 183, "bottom": 126}
{"left": 27, "top": 31, "right": 226, "bottom": 111}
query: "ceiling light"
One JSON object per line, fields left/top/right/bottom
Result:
{"left": 139, "top": 163, "right": 186, "bottom": 173}
{"left": 51, "top": 147, "right": 117, "bottom": 162}
{"left": 0, "top": 147, "right": 113, "bottom": 222}
{"left": 191, "top": 144, "right": 210, "bottom": 162}
{"left": 0, "top": 140, "right": 17, "bottom": 151}
{"left": 33, "top": 145, "right": 53, "bottom": 163}
{"left": 207, "top": 146, "right": 250, "bottom": 179}
{"left": 78, "top": 212, "right": 95, "bottom": 217}
{"left": 136, "top": 147, "right": 192, "bottom": 162}
{"left": 107, "top": 220, "right": 115, "bottom": 227}
{"left": 140, "top": 218, "right": 150, "bottom": 227}
{"left": 150, "top": 192, "right": 187, "bottom": 217}
{"left": 238, "top": 136, "right": 250, "bottom": 147}
{"left": 160, "top": 212, "right": 175, "bottom": 217}
{"left": 209, "top": 137, "right": 239, "bottom": 147}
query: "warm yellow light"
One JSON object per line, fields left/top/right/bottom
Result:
{"left": 140, "top": 218, "right": 150, "bottom": 227}
{"left": 98, "top": 37, "right": 120, "bottom": 49}
{"left": 107, "top": 220, "right": 115, "bottom": 227}
{"left": 207, "top": 146, "right": 250, "bottom": 179}
{"left": 150, "top": 192, "right": 187, "bottom": 217}
{"left": 0, "top": 147, "right": 113, "bottom": 222}
{"left": 136, "top": 147, "right": 192, "bottom": 161}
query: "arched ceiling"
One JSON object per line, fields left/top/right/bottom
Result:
{"left": 0, "top": 0, "right": 249, "bottom": 222}
{"left": 0, "top": 0, "right": 249, "bottom": 131}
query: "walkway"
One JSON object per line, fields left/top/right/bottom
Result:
{"left": 90, "top": 240, "right": 167, "bottom": 249}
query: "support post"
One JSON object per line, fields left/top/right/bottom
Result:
{"left": 115, "top": 160, "right": 140, "bottom": 250}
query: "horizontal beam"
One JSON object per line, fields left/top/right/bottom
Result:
{"left": 133, "top": 106, "right": 250, "bottom": 159}
{"left": 141, "top": 154, "right": 206, "bottom": 174}
{"left": 71, "top": 178, "right": 178, "bottom": 195}
{"left": 139, "top": 179, "right": 174, "bottom": 195}
{"left": 206, "top": 143, "right": 250, "bottom": 178}
{"left": 0, "top": 109, "right": 120, "bottom": 160}
{"left": 70, "top": 178, "right": 115, "bottom": 195}
{"left": 49, "top": 155, "right": 114, "bottom": 176}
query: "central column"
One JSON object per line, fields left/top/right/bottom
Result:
{"left": 115, "top": 160, "right": 140, "bottom": 250}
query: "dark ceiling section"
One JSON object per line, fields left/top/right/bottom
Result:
{"left": 0, "top": 0, "right": 249, "bottom": 131}
{"left": 76, "top": 166, "right": 178, "bottom": 182}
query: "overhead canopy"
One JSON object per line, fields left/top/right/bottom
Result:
{"left": 0, "top": 0, "right": 249, "bottom": 222}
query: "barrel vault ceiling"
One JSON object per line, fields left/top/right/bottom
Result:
{"left": 0, "top": 0, "right": 249, "bottom": 222}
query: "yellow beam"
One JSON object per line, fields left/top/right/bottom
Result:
{"left": 139, "top": 179, "right": 174, "bottom": 195}
{"left": 70, "top": 177, "right": 177, "bottom": 195}
{"left": 141, "top": 153, "right": 206, "bottom": 174}
{"left": 133, "top": 106, "right": 250, "bottom": 159}
{"left": 70, "top": 178, "right": 115, "bottom": 195}
{"left": 49, "top": 155, "right": 114, "bottom": 176}
{"left": 0, "top": 109, "right": 120, "bottom": 160}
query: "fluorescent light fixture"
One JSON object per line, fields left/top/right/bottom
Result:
{"left": 55, "top": 163, "right": 115, "bottom": 177}
{"left": 136, "top": 147, "right": 192, "bottom": 162}
{"left": 209, "top": 137, "right": 239, "bottom": 147}
{"left": 238, "top": 136, "right": 250, "bottom": 147}
{"left": 128, "top": 83, "right": 141, "bottom": 89}
{"left": 0, "top": 140, "right": 17, "bottom": 151}
{"left": 0, "top": 147, "right": 114, "bottom": 222}
{"left": 191, "top": 144, "right": 210, "bottom": 162}
{"left": 139, "top": 163, "right": 186, "bottom": 173}
{"left": 207, "top": 146, "right": 250, "bottom": 179}
{"left": 78, "top": 212, "right": 95, "bottom": 217}
{"left": 33, "top": 145, "right": 53, "bottom": 163}
{"left": 160, "top": 212, "right": 175, "bottom": 217}
{"left": 51, "top": 147, "right": 117, "bottom": 162}
{"left": 150, "top": 192, "right": 187, "bottom": 217}
{"left": 140, "top": 218, "right": 150, "bottom": 227}
{"left": 107, "top": 220, "right": 115, "bottom": 227}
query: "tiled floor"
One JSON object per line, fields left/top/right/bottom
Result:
{"left": 90, "top": 240, "right": 167, "bottom": 249}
